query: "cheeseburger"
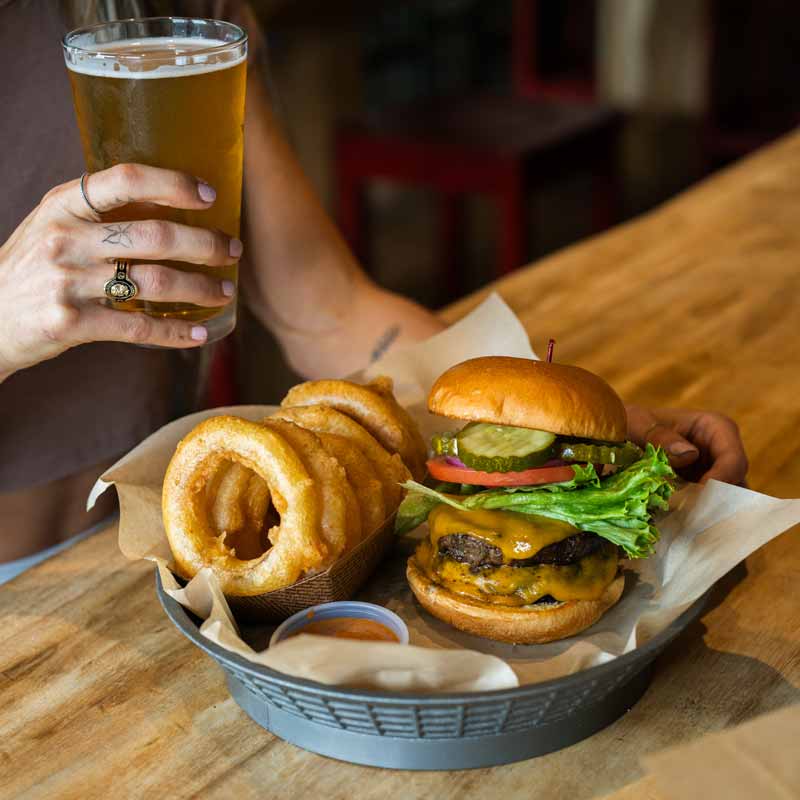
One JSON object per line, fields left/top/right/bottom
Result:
{"left": 397, "top": 356, "right": 674, "bottom": 644}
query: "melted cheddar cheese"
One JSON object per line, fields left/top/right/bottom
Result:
{"left": 419, "top": 507, "right": 619, "bottom": 606}
{"left": 429, "top": 505, "right": 577, "bottom": 561}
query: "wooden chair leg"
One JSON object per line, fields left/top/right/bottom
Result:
{"left": 440, "top": 193, "right": 463, "bottom": 296}
{"left": 496, "top": 169, "right": 526, "bottom": 276}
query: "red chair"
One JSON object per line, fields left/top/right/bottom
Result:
{"left": 335, "top": 0, "right": 621, "bottom": 287}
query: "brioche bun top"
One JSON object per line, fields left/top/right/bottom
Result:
{"left": 428, "top": 356, "right": 627, "bottom": 443}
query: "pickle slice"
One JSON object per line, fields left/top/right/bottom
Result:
{"left": 434, "top": 425, "right": 644, "bottom": 471}
{"left": 557, "top": 440, "right": 643, "bottom": 467}
{"left": 456, "top": 423, "right": 557, "bottom": 472}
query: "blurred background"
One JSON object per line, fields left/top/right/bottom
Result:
{"left": 234, "top": 0, "right": 800, "bottom": 400}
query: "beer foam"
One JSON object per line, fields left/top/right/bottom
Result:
{"left": 65, "top": 37, "right": 246, "bottom": 78}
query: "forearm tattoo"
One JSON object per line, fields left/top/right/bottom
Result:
{"left": 101, "top": 223, "right": 134, "bottom": 248}
{"left": 370, "top": 324, "right": 401, "bottom": 363}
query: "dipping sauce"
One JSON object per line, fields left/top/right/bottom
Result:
{"left": 291, "top": 617, "right": 400, "bottom": 643}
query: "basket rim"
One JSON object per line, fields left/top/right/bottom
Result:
{"left": 156, "top": 569, "right": 709, "bottom": 705}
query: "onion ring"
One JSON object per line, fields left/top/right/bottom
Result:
{"left": 315, "top": 431, "right": 386, "bottom": 542}
{"left": 207, "top": 463, "right": 272, "bottom": 560}
{"left": 162, "top": 415, "right": 325, "bottom": 595}
{"left": 271, "top": 405, "right": 409, "bottom": 509}
{"left": 365, "top": 376, "right": 429, "bottom": 477}
{"left": 210, "top": 462, "right": 250, "bottom": 536}
{"left": 281, "top": 378, "right": 427, "bottom": 480}
{"left": 261, "top": 418, "right": 357, "bottom": 562}
{"left": 244, "top": 472, "right": 271, "bottom": 533}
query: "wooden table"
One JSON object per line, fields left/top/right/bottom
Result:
{"left": 2, "top": 133, "right": 800, "bottom": 800}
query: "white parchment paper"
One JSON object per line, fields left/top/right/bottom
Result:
{"left": 92, "top": 294, "right": 800, "bottom": 692}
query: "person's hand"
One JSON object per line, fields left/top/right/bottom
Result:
{"left": 0, "top": 163, "right": 242, "bottom": 381}
{"left": 626, "top": 404, "right": 748, "bottom": 486}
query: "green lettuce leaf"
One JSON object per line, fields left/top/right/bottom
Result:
{"left": 395, "top": 444, "right": 674, "bottom": 558}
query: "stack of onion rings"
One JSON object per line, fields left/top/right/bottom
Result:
{"left": 281, "top": 378, "right": 428, "bottom": 480}
{"left": 162, "top": 376, "right": 425, "bottom": 596}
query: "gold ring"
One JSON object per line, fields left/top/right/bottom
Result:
{"left": 104, "top": 259, "right": 138, "bottom": 302}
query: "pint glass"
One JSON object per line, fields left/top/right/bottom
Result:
{"left": 62, "top": 17, "right": 247, "bottom": 343}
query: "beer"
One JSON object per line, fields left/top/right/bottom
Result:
{"left": 63, "top": 20, "right": 247, "bottom": 342}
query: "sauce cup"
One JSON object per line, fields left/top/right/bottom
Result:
{"left": 269, "top": 601, "right": 409, "bottom": 647}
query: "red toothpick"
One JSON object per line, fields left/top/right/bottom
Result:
{"left": 546, "top": 338, "right": 555, "bottom": 363}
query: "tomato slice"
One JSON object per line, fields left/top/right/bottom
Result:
{"left": 426, "top": 457, "right": 577, "bottom": 487}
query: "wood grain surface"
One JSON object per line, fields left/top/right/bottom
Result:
{"left": 2, "top": 133, "right": 800, "bottom": 800}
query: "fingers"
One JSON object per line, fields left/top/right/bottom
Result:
{"left": 644, "top": 424, "right": 700, "bottom": 469}
{"left": 626, "top": 404, "right": 700, "bottom": 468}
{"left": 699, "top": 417, "right": 749, "bottom": 486}
{"left": 650, "top": 408, "right": 748, "bottom": 485}
{"left": 51, "top": 164, "right": 219, "bottom": 220}
{"left": 627, "top": 404, "right": 749, "bottom": 486}
{"left": 74, "top": 263, "right": 235, "bottom": 308}
{"left": 37, "top": 166, "right": 242, "bottom": 269}
{"left": 76, "top": 304, "right": 209, "bottom": 348}
{"left": 90, "top": 219, "right": 241, "bottom": 266}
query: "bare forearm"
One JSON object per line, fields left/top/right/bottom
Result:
{"left": 240, "top": 75, "right": 444, "bottom": 377}
{"left": 241, "top": 77, "right": 356, "bottom": 325}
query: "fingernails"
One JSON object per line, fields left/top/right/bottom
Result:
{"left": 191, "top": 325, "right": 208, "bottom": 342}
{"left": 229, "top": 238, "right": 243, "bottom": 258}
{"left": 197, "top": 182, "right": 216, "bottom": 202}
{"left": 669, "top": 442, "right": 698, "bottom": 457}
{"left": 221, "top": 280, "right": 235, "bottom": 297}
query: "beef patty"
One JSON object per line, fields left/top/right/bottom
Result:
{"left": 437, "top": 531, "right": 607, "bottom": 571}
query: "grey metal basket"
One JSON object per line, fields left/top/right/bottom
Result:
{"left": 156, "top": 571, "right": 708, "bottom": 770}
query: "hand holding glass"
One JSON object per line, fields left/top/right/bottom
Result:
{"left": 63, "top": 17, "right": 247, "bottom": 343}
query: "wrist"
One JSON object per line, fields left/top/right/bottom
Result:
{"left": 267, "top": 281, "right": 442, "bottom": 379}
{"left": 252, "top": 275, "right": 371, "bottom": 378}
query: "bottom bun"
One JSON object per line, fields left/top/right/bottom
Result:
{"left": 407, "top": 557, "right": 624, "bottom": 644}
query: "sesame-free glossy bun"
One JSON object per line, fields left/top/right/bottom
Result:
{"left": 428, "top": 356, "right": 627, "bottom": 443}
{"left": 407, "top": 557, "right": 624, "bottom": 644}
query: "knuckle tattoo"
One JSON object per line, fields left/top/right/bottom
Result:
{"left": 101, "top": 222, "right": 134, "bottom": 249}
